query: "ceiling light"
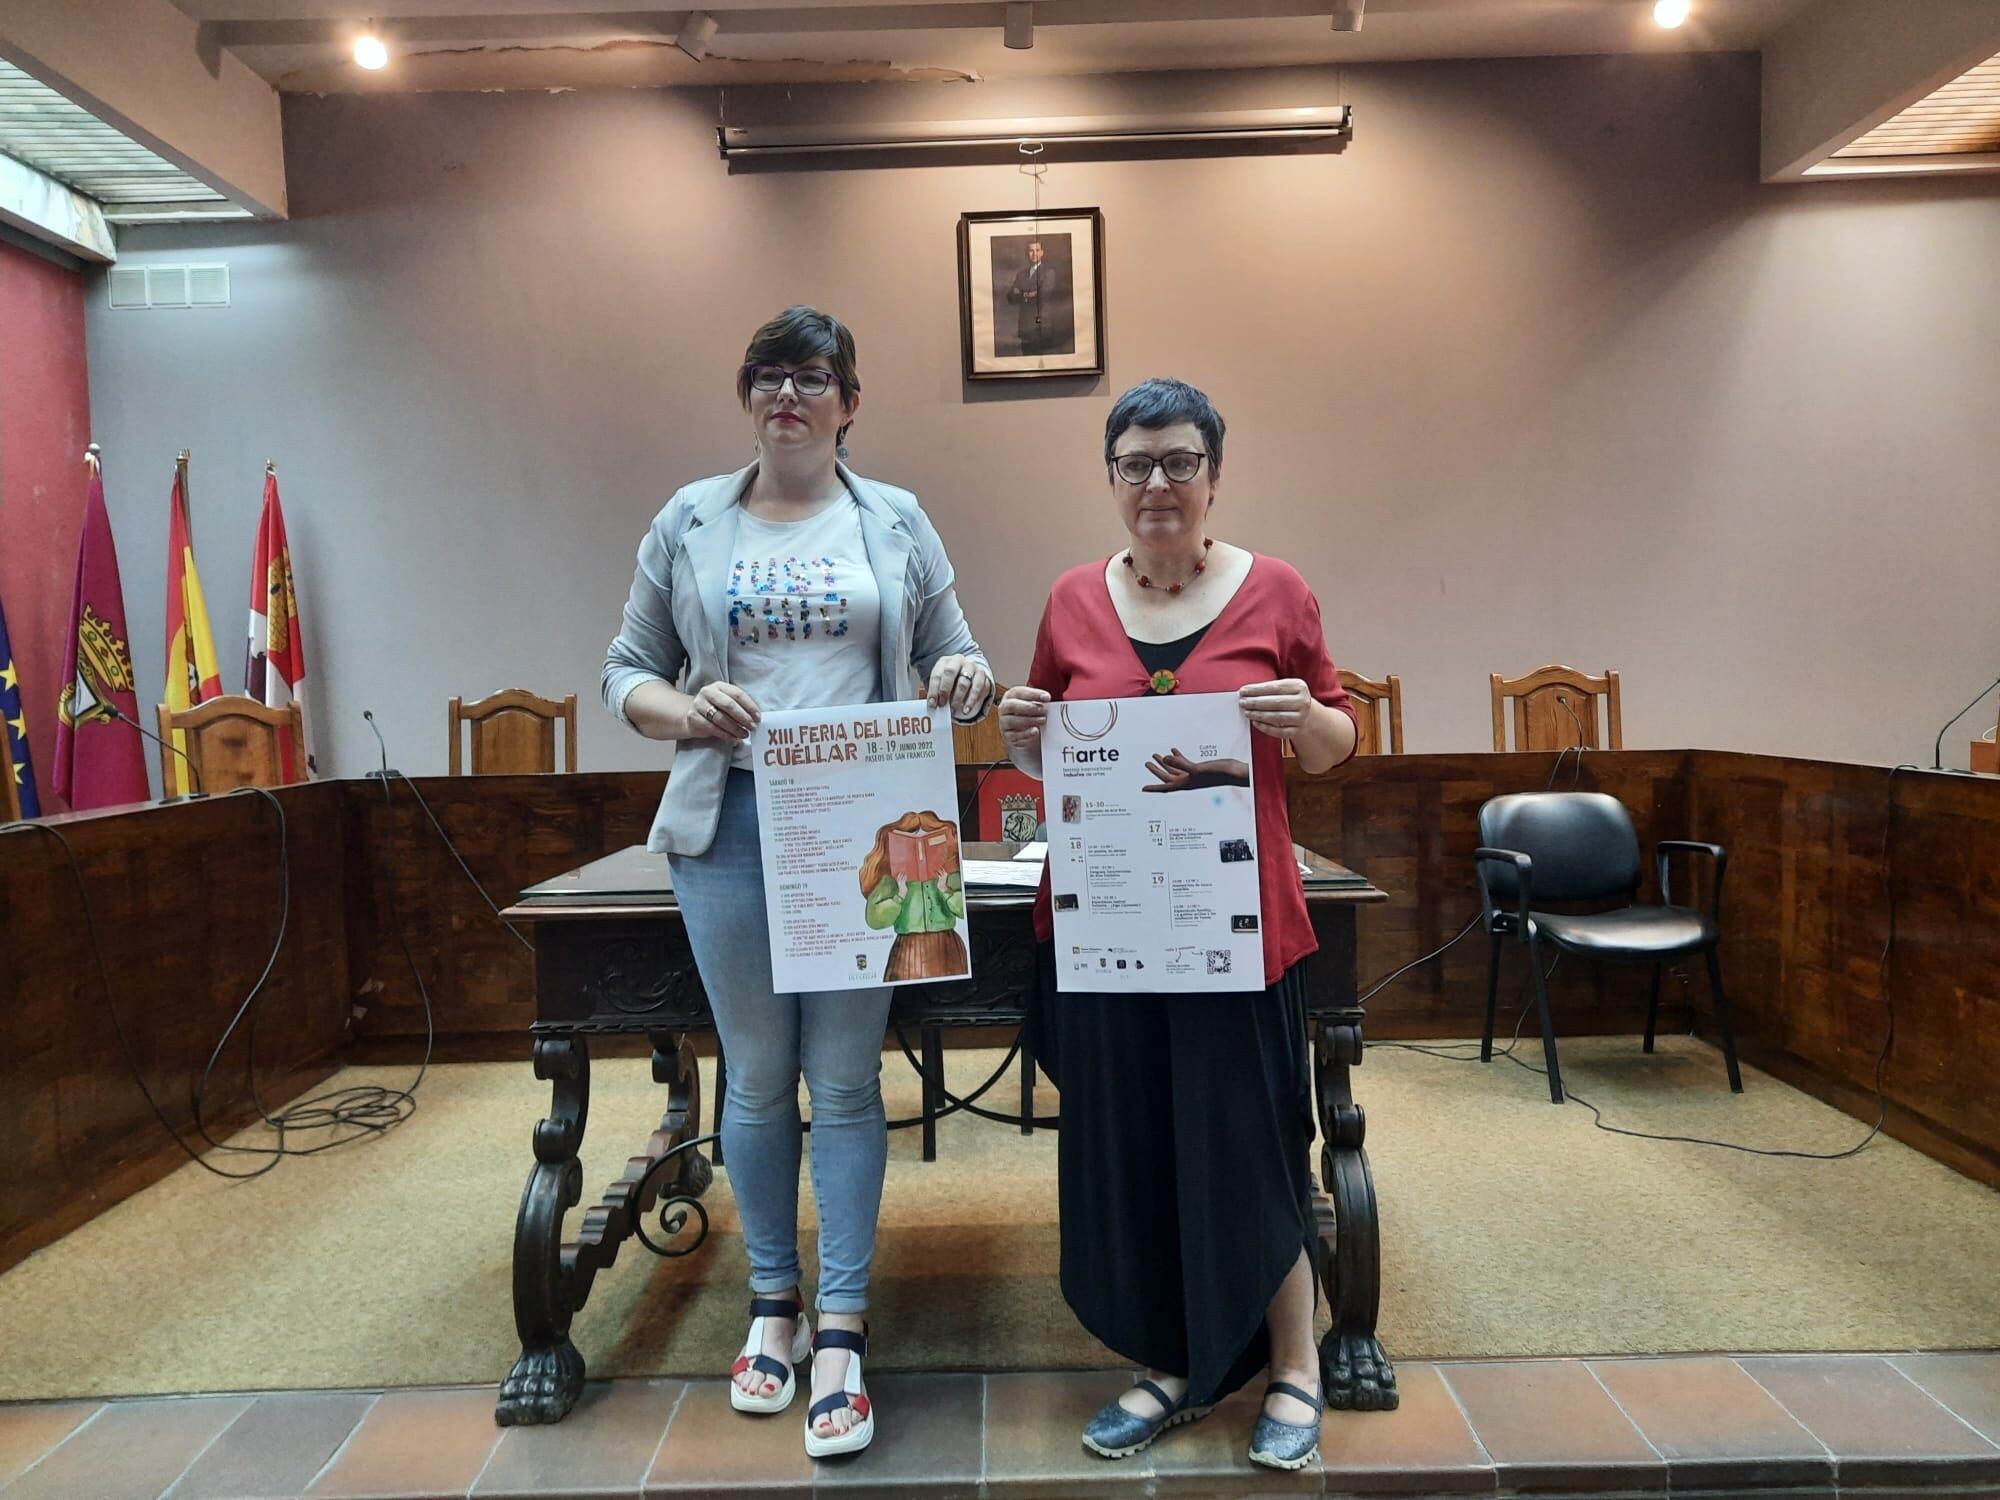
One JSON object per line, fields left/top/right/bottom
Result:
{"left": 1004, "top": 3, "right": 1033, "bottom": 50}
{"left": 1331, "top": 1, "right": 1365, "bottom": 32}
{"left": 676, "top": 11, "right": 719, "bottom": 62}
{"left": 1653, "top": 0, "right": 1689, "bottom": 28}
{"left": 353, "top": 30, "right": 388, "bottom": 69}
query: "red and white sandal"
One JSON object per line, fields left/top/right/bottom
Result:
{"left": 802, "top": 1326, "right": 874, "bottom": 1458}
{"left": 729, "top": 1295, "right": 811, "bottom": 1414}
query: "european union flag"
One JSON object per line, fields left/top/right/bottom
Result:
{"left": 0, "top": 592, "right": 41, "bottom": 818}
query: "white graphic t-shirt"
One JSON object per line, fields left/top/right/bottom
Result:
{"left": 723, "top": 497, "right": 882, "bottom": 769}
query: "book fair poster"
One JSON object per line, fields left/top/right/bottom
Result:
{"left": 751, "top": 700, "right": 970, "bottom": 991}
{"left": 1044, "top": 691, "right": 1263, "bottom": 993}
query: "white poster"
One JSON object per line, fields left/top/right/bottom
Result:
{"left": 1044, "top": 692, "right": 1262, "bottom": 993}
{"left": 751, "top": 700, "right": 970, "bottom": 992}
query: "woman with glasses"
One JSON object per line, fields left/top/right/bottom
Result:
{"left": 603, "top": 306, "right": 992, "bottom": 1459}
{"left": 997, "top": 377, "right": 1358, "bottom": 1472}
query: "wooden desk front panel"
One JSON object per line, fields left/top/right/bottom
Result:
{"left": 1, "top": 783, "right": 352, "bottom": 1272}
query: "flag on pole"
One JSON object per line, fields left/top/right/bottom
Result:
{"left": 0, "top": 591, "right": 42, "bottom": 818}
{"left": 53, "top": 450, "right": 149, "bottom": 809}
{"left": 163, "top": 454, "right": 224, "bottom": 762}
{"left": 245, "top": 464, "right": 312, "bottom": 777}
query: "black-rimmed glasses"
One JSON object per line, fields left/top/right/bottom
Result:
{"left": 1110, "top": 450, "right": 1209, "bottom": 486}
{"left": 744, "top": 363, "right": 843, "bottom": 398}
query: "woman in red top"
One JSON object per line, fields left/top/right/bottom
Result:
{"left": 999, "top": 378, "right": 1357, "bottom": 1473}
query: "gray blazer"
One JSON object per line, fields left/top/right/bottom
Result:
{"left": 602, "top": 462, "right": 990, "bottom": 856}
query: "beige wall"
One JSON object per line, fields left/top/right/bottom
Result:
{"left": 84, "top": 54, "right": 2000, "bottom": 782}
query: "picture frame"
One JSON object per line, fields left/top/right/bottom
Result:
{"left": 957, "top": 207, "right": 1106, "bottom": 381}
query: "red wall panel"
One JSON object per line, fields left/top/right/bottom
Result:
{"left": 0, "top": 237, "right": 92, "bottom": 813}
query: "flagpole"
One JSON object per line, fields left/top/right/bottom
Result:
{"left": 85, "top": 442, "right": 101, "bottom": 477}
{"left": 176, "top": 449, "right": 192, "bottom": 542}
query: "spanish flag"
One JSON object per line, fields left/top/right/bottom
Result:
{"left": 163, "top": 456, "right": 223, "bottom": 760}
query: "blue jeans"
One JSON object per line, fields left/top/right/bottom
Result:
{"left": 669, "top": 769, "right": 894, "bottom": 1314}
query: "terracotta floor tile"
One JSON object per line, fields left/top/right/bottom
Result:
{"left": 1437, "top": 1360, "right": 1665, "bottom": 1493}
{"left": 643, "top": 1378, "right": 814, "bottom": 1495}
{"left": 1588, "top": 1356, "right": 1830, "bottom": 1491}
{"left": 1150, "top": 1386, "right": 1322, "bottom": 1497}
{"left": 981, "top": 1371, "right": 1151, "bottom": 1499}
{"left": 0, "top": 1402, "right": 101, "bottom": 1491}
{"left": 165, "top": 1391, "right": 377, "bottom": 1500}
{"left": 811, "top": 1372, "right": 982, "bottom": 1498}
{"left": 304, "top": 1387, "right": 503, "bottom": 1499}
{"left": 1318, "top": 1362, "right": 1493, "bottom": 1495}
{"left": 0, "top": 1395, "right": 253, "bottom": 1500}
{"left": 1740, "top": 1355, "right": 2000, "bottom": 1488}
{"left": 471, "top": 1380, "right": 682, "bottom": 1499}
{"left": 1891, "top": 1354, "right": 2000, "bottom": 1448}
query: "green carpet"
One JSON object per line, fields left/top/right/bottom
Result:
{"left": 2, "top": 1036, "right": 1997, "bottom": 1400}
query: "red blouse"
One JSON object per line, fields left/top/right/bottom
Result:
{"left": 1026, "top": 554, "right": 1356, "bottom": 985}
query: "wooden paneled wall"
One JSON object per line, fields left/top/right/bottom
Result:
{"left": 1, "top": 785, "right": 352, "bottom": 1272}
{"left": 1686, "top": 753, "right": 2000, "bottom": 1189}
{"left": 9, "top": 752, "right": 1996, "bottom": 1273}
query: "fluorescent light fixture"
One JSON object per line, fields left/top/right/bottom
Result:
{"left": 718, "top": 105, "right": 1353, "bottom": 160}
{"left": 676, "top": 11, "right": 718, "bottom": 62}
{"left": 1653, "top": 0, "right": 1689, "bottom": 28}
{"left": 353, "top": 30, "right": 388, "bottom": 68}
{"left": 1004, "top": 2, "right": 1033, "bottom": 50}
{"left": 1331, "top": 1, "right": 1365, "bottom": 32}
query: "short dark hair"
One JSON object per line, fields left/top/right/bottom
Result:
{"left": 736, "top": 306, "right": 860, "bottom": 410}
{"left": 1103, "top": 378, "right": 1225, "bottom": 471}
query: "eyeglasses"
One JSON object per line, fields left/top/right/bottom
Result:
{"left": 744, "top": 363, "right": 843, "bottom": 398}
{"left": 1110, "top": 450, "right": 1210, "bottom": 486}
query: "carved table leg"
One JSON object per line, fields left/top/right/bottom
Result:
{"left": 1312, "top": 1017, "right": 1399, "bottom": 1412}
{"left": 498, "top": 1036, "right": 591, "bottom": 1426}
{"left": 496, "top": 1032, "right": 714, "bottom": 1427}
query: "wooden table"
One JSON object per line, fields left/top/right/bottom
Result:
{"left": 494, "top": 842, "right": 1394, "bottom": 1425}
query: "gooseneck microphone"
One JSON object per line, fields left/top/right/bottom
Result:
{"left": 362, "top": 709, "right": 401, "bottom": 779}
{"left": 1931, "top": 673, "right": 2000, "bottom": 772}
{"left": 103, "top": 701, "right": 206, "bottom": 800}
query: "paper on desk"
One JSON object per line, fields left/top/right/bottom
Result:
{"left": 962, "top": 859, "right": 1045, "bottom": 888}
{"left": 1012, "top": 842, "right": 1047, "bottom": 861}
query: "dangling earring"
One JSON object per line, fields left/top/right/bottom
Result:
{"left": 836, "top": 421, "right": 852, "bottom": 463}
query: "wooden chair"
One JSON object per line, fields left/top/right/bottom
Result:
{"left": 157, "top": 696, "right": 306, "bottom": 796}
{"left": 449, "top": 689, "right": 578, "bottom": 775}
{"left": 1282, "top": 670, "right": 1403, "bottom": 758}
{"left": 1339, "top": 669, "right": 1404, "bottom": 756}
{"left": 1491, "top": 665, "right": 1622, "bottom": 752}
{"left": 950, "top": 685, "right": 1009, "bottom": 764}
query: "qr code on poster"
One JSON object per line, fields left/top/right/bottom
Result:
{"left": 1206, "top": 949, "right": 1231, "bottom": 975}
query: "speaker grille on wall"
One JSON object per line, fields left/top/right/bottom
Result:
{"left": 106, "top": 263, "right": 230, "bottom": 309}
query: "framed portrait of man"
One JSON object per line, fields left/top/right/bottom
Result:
{"left": 956, "top": 208, "right": 1106, "bottom": 381}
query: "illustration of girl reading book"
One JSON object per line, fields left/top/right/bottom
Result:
{"left": 859, "top": 811, "right": 968, "bottom": 981}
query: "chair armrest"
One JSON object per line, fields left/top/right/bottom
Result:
{"left": 1655, "top": 840, "right": 1726, "bottom": 918}
{"left": 1473, "top": 846, "right": 1534, "bottom": 935}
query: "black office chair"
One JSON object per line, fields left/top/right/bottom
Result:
{"left": 1473, "top": 791, "right": 1743, "bottom": 1104}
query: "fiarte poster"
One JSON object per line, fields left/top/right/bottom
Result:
{"left": 751, "top": 699, "right": 971, "bottom": 992}
{"left": 1043, "top": 691, "right": 1263, "bottom": 993}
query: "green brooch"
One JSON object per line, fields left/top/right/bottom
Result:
{"left": 1148, "top": 669, "right": 1179, "bottom": 695}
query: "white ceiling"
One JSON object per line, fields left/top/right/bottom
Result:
{"left": 164, "top": 0, "right": 1820, "bottom": 93}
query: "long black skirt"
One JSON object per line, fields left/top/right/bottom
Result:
{"left": 1032, "top": 943, "right": 1317, "bottom": 1408}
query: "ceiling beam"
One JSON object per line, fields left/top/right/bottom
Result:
{"left": 0, "top": 0, "right": 287, "bottom": 217}
{"left": 0, "top": 150, "right": 116, "bottom": 261}
{"left": 1761, "top": 0, "right": 2000, "bottom": 181}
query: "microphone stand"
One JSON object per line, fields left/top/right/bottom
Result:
{"left": 1932, "top": 673, "right": 2000, "bottom": 772}
{"left": 104, "top": 703, "right": 207, "bottom": 802}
